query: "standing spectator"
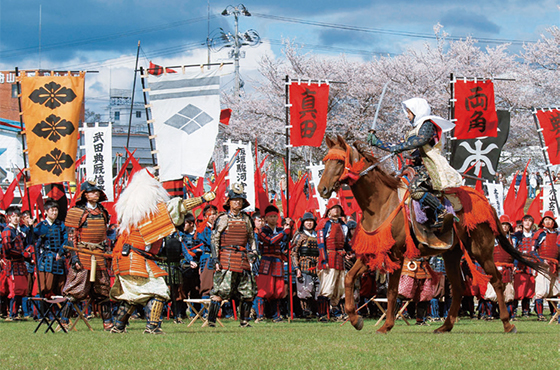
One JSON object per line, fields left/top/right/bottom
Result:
{"left": 536, "top": 171, "right": 543, "bottom": 190}
{"left": 528, "top": 172, "right": 537, "bottom": 199}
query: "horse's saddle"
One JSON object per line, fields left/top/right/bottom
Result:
{"left": 398, "top": 180, "right": 461, "bottom": 250}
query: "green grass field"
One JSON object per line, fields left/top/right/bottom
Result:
{"left": 0, "top": 316, "right": 558, "bottom": 370}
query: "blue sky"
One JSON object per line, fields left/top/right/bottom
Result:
{"left": 1, "top": 0, "right": 559, "bottom": 115}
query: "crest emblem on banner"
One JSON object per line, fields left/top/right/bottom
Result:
{"left": 147, "top": 69, "right": 221, "bottom": 181}
{"left": 20, "top": 72, "right": 84, "bottom": 185}
{"left": 450, "top": 110, "right": 510, "bottom": 185}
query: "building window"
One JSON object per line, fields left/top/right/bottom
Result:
{"left": 11, "top": 84, "right": 18, "bottom": 98}
{"left": 136, "top": 111, "right": 142, "bottom": 118}
{"left": 114, "top": 111, "right": 120, "bottom": 121}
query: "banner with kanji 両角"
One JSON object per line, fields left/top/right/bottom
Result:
{"left": 147, "top": 68, "right": 221, "bottom": 181}
{"left": 535, "top": 109, "right": 560, "bottom": 165}
{"left": 19, "top": 72, "right": 84, "bottom": 185}
{"left": 289, "top": 82, "right": 329, "bottom": 147}
{"left": 454, "top": 79, "right": 498, "bottom": 140}
{"left": 83, "top": 123, "right": 113, "bottom": 202}
{"left": 224, "top": 140, "right": 255, "bottom": 212}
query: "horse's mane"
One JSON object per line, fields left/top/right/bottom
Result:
{"left": 353, "top": 141, "right": 402, "bottom": 190}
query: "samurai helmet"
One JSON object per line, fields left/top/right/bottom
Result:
{"left": 538, "top": 210, "right": 558, "bottom": 229}
{"left": 77, "top": 179, "right": 107, "bottom": 204}
{"left": 224, "top": 182, "right": 250, "bottom": 210}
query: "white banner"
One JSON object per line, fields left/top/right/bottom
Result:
{"left": 485, "top": 182, "right": 504, "bottom": 216}
{"left": 224, "top": 140, "right": 255, "bottom": 212}
{"left": 542, "top": 185, "right": 560, "bottom": 218}
{"left": 147, "top": 69, "right": 221, "bottom": 181}
{"left": 83, "top": 123, "right": 113, "bottom": 201}
{"left": 307, "top": 162, "right": 330, "bottom": 216}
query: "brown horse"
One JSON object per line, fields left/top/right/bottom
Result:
{"left": 317, "top": 136, "right": 545, "bottom": 334}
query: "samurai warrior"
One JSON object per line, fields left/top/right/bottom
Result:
{"left": 368, "top": 97, "right": 463, "bottom": 229}
{"left": 62, "top": 180, "right": 112, "bottom": 330}
{"left": 110, "top": 169, "right": 215, "bottom": 334}
{"left": 208, "top": 183, "right": 258, "bottom": 328}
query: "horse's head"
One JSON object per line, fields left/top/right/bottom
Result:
{"left": 317, "top": 135, "right": 363, "bottom": 199}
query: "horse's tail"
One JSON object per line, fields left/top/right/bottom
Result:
{"left": 493, "top": 212, "right": 550, "bottom": 277}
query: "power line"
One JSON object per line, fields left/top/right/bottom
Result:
{"left": 0, "top": 15, "right": 214, "bottom": 58}
{"left": 263, "top": 38, "right": 395, "bottom": 57}
{"left": 252, "top": 13, "right": 536, "bottom": 46}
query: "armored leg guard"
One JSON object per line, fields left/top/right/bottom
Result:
{"left": 207, "top": 300, "right": 221, "bottom": 328}
{"left": 144, "top": 297, "right": 166, "bottom": 334}
{"left": 535, "top": 299, "right": 545, "bottom": 320}
{"left": 430, "top": 298, "right": 440, "bottom": 319}
{"left": 416, "top": 301, "right": 428, "bottom": 324}
{"left": 99, "top": 301, "right": 113, "bottom": 331}
{"left": 112, "top": 302, "right": 135, "bottom": 333}
{"left": 239, "top": 300, "right": 253, "bottom": 327}
{"left": 254, "top": 297, "right": 265, "bottom": 320}
{"left": 522, "top": 298, "right": 530, "bottom": 317}
{"left": 419, "top": 193, "right": 449, "bottom": 229}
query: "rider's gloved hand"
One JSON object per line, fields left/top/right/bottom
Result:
{"left": 367, "top": 132, "right": 381, "bottom": 147}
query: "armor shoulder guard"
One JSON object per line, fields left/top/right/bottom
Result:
{"left": 65, "top": 207, "right": 86, "bottom": 228}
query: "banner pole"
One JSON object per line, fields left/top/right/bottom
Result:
{"left": 532, "top": 108, "right": 560, "bottom": 217}
{"left": 15, "top": 67, "right": 42, "bottom": 300}
{"left": 126, "top": 40, "right": 141, "bottom": 158}
{"left": 285, "top": 75, "right": 294, "bottom": 322}
{"left": 139, "top": 66, "right": 157, "bottom": 168}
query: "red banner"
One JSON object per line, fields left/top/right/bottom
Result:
{"left": 454, "top": 80, "right": 498, "bottom": 139}
{"left": 289, "top": 83, "right": 329, "bottom": 147}
{"left": 536, "top": 110, "right": 560, "bottom": 164}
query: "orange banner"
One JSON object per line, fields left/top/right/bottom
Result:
{"left": 20, "top": 72, "right": 84, "bottom": 185}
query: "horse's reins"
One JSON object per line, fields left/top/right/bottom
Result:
{"left": 359, "top": 153, "right": 394, "bottom": 177}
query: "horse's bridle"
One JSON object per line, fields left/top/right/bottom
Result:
{"left": 323, "top": 145, "right": 394, "bottom": 185}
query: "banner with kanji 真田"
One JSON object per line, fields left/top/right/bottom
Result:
{"left": 454, "top": 80, "right": 498, "bottom": 140}
{"left": 289, "top": 82, "right": 329, "bottom": 147}
{"left": 84, "top": 123, "right": 113, "bottom": 202}
{"left": 535, "top": 109, "right": 560, "bottom": 165}
{"left": 19, "top": 72, "right": 84, "bottom": 185}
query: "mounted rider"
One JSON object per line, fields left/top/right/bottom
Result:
{"left": 368, "top": 97, "right": 463, "bottom": 229}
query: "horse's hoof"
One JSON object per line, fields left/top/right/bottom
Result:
{"left": 375, "top": 329, "right": 387, "bottom": 335}
{"left": 433, "top": 329, "right": 450, "bottom": 334}
{"left": 354, "top": 316, "right": 364, "bottom": 331}
{"left": 506, "top": 325, "right": 517, "bottom": 334}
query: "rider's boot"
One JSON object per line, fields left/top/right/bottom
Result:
{"left": 420, "top": 192, "right": 453, "bottom": 230}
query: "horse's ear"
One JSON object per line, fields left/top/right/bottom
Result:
{"left": 336, "top": 135, "right": 347, "bottom": 149}
{"left": 325, "top": 136, "right": 335, "bottom": 148}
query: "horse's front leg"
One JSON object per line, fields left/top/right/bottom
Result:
{"left": 376, "top": 267, "right": 402, "bottom": 334}
{"left": 345, "top": 258, "right": 368, "bottom": 330}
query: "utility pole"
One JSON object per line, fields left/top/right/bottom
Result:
{"left": 222, "top": 4, "right": 256, "bottom": 96}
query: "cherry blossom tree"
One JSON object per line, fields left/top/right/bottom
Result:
{"left": 219, "top": 25, "right": 560, "bottom": 186}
